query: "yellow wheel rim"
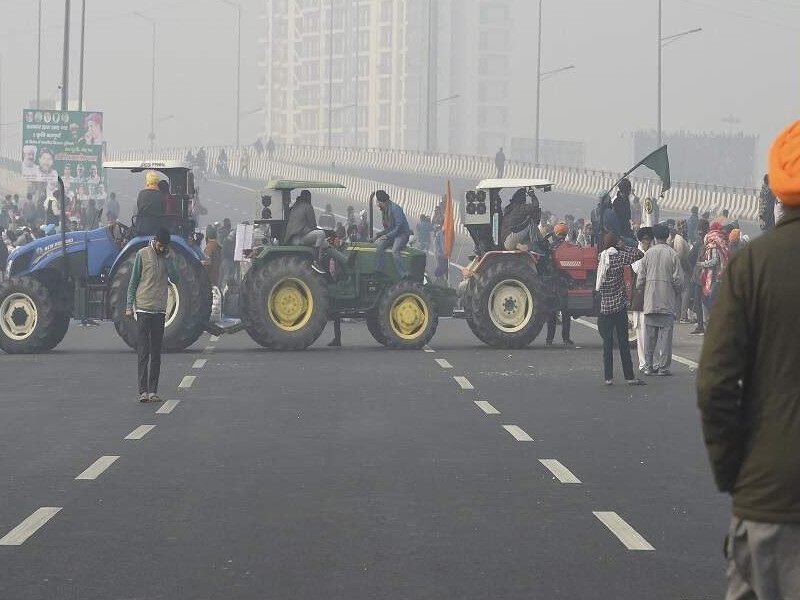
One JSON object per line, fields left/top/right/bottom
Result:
{"left": 389, "top": 293, "right": 429, "bottom": 340}
{"left": 268, "top": 278, "right": 314, "bottom": 332}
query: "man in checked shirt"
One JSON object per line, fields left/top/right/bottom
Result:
{"left": 595, "top": 232, "right": 646, "bottom": 386}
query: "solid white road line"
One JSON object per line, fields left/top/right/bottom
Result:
{"left": 453, "top": 376, "right": 474, "bottom": 390}
{"left": 593, "top": 511, "right": 655, "bottom": 551}
{"left": 0, "top": 507, "right": 62, "bottom": 546}
{"left": 192, "top": 359, "right": 207, "bottom": 369}
{"left": 125, "top": 425, "right": 156, "bottom": 440}
{"left": 502, "top": 425, "right": 533, "bottom": 441}
{"left": 539, "top": 459, "right": 581, "bottom": 484}
{"left": 435, "top": 358, "right": 453, "bottom": 369}
{"left": 156, "top": 399, "right": 180, "bottom": 414}
{"left": 178, "top": 375, "right": 196, "bottom": 388}
{"left": 575, "top": 317, "right": 699, "bottom": 370}
{"left": 423, "top": 346, "right": 436, "bottom": 353}
{"left": 208, "top": 335, "right": 220, "bottom": 342}
{"left": 75, "top": 455, "right": 120, "bottom": 480}
{"left": 474, "top": 400, "right": 500, "bottom": 415}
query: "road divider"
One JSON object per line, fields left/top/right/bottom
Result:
{"left": 502, "top": 425, "right": 534, "bottom": 441}
{"left": 75, "top": 455, "right": 120, "bottom": 480}
{"left": 0, "top": 507, "right": 62, "bottom": 546}
{"left": 539, "top": 459, "right": 581, "bottom": 484}
{"left": 592, "top": 511, "right": 655, "bottom": 551}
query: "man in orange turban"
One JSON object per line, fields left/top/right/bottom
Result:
{"left": 698, "top": 119, "right": 800, "bottom": 598}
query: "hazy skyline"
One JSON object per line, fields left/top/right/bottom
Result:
{"left": 0, "top": 0, "right": 797, "bottom": 184}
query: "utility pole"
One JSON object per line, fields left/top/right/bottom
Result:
{"left": 425, "top": 0, "right": 438, "bottom": 153}
{"left": 221, "top": 0, "right": 242, "bottom": 147}
{"left": 134, "top": 12, "right": 156, "bottom": 150}
{"left": 37, "top": 0, "right": 42, "bottom": 108}
{"left": 657, "top": 0, "right": 662, "bottom": 148}
{"left": 61, "top": 0, "right": 71, "bottom": 111}
{"left": 327, "top": 0, "right": 334, "bottom": 148}
{"left": 78, "top": 0, "right": 86, "bottom": 111}
{"left": 534, "top": 0, "right": 542, "bottom": 165}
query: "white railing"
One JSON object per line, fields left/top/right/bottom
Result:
{"left": 123, "top": 143, "right": 761, "bottom": 221}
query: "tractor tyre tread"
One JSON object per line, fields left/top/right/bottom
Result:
{"left": 0, "top": 276, "right": 60, "bottom": 354}
{"left": 375, "top": 280, "right": 438, "bottom": 350}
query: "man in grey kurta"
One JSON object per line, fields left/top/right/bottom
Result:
{"left": 636, "top": 224, "right": 684, "bottom": 375}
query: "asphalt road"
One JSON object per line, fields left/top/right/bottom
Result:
{"left": 0, "top": 307, "right": 728, "bottom": 599}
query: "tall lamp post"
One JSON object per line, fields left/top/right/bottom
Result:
{"left": 134, "top": 12, "right": 156, "bottom": 151}
{"left": 221, "top": 0, "right": 242, "bottom": 148}
{"left": 657, "top": 0, "right": 701, "bottom": 148}
{"left": 535, "top": 65, "right": 575, "bottom": 166}
{"left": 37, "top": 0, "right": 42, "bottom": 108}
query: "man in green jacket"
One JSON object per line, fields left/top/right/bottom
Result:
{"left": 126, "top": 228, "right": 179, "bottom": 403}
{"left": 697, "top": 120, "right": 800, "bottom": 597}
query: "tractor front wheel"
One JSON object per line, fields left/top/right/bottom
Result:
{"left": 374, "top": 281, "right": 438, "bottom": 349}
{"left": 0, "top": 276, "right": 61, "bottom": 354}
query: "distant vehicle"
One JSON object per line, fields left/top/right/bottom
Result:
{"left": 0, "top": 162, "right": 212, "bottom": 354}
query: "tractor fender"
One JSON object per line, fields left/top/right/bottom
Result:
{"left": 463, "top": 250, "right": 541, "bottom": 281}
{"left": 109, "top": 235, "right": 202, "bottom": 275}
{"left": 251, "top": 245, "right": 315, "bottom": 262}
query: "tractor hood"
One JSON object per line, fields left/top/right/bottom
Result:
{"left": 6, "top": 227, "right": 109, "bottom": 276}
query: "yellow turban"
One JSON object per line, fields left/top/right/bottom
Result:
{"left": 145, "top": 171, "right": 160, "bottom": 188}
{"left": 769, "top": 120, "right": 800, "bottom": 207}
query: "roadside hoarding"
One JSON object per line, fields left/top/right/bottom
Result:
{"left": 20, "top": 109, "right": 106, "bottom": 203}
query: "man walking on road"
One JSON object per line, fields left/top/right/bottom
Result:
{"left": 126, "top": 228, "right": 179, "bottom": 403}
{"left": 698, "top": 120, "right": 800, "bottom": 598}
{"left": 636, "top": 224, "right": 683, "bottom": 376}
{"left": 495, "top": 147, "right": 506, "bottom": 178}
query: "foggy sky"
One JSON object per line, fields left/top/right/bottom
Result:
{"left": 0, "top": 0, "right": 797, "bottom": 182}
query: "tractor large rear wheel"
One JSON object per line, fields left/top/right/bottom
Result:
{"left": 465, "top": 260, "right": 550, "bottom": 349}
{"left": 374, "top": 280, "right": 438, "bottom": 349}
{"left": 0, "top": 276, "right": 61, "bottom": 354}
{"left": 109, "top": 248, "right": 212, "bottom": 351}
{"left": 242, "top": 255, "right": 329, "bottom": 350}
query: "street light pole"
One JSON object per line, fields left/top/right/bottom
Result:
{"left": 37, "top": 0, "right": 42, "bottom": 108}
{"left": 61, "top": 0, "right": 71, "bottom": 111}
{"left": 657, "top": 0, "right": 662, "bottom": 148}
{"left": 534, "top": 0, "right": 542, "bottom": 165}
{"left": 78, "top": 0, "right": 86, "bottom": 111}
{"left": 221, "top": 0, "right": 242, "bottom": 148}
{"left": 134, "top": 12, "right": 156, "bottom": 151}
{"left": 327, "top": 0, "right": 334, "bottom": 148}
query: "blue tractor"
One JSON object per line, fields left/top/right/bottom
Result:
{"left": 0, "top": 161, "right": 212, "bottom": 354}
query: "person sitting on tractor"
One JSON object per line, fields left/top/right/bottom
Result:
{"left": 136, "top": 171, "right": 166, "bottom": 235}
{"left": 285, "top": 189, "right": 350, "bottom": 272}
{"left": 500, "top": 188, "right": 542, "bottom": 251}
{"left": 545, "top": 222, "right": 576, "bottom": 348}
{"left": 373, "top": 190, "right": 411, "bottom": 279}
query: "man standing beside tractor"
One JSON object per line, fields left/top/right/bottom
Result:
{"left": 373, "top": 190, "right": 411, "bottom": 279}
{"left": 125, "top": 228, "right": 179, "bottom": 403}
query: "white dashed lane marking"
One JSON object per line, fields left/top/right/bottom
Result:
{"left": 0, "top": 507, "right": 62, "bottom": 546}
{"left": 435, "top": 358, "right": 453, "bottom": 369}
{"left": 124, "top": 425, "right": 156, "bottom": 440}
{"left": 474, "top": 400, "right": 500, "bottom": 415}
{"left": 156, "top": 399, "right": 180, "bottom": 414}
{"left": 593, "top": 511, "right": 655, "bottom": 551}
{"left": 75, "top": 455, "right": 120, "bottom": 480}
{"left": 539, "top": 459, "right": 581, "bottom": 483}
{"left": 502, "top": 425, "right": 533, "bottom": 441}
{"left": 178, "top": 375, "right": 196, "bottom": 388}
{"left": 453, "top": 376, "right": 474, "bottom": 390}
{"left": 192, "top": 359, "right": 207, "bottom": 369}
{"left": 423, "top": 346, "right": 436, "bottom": 353}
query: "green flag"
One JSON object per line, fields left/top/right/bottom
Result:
{"left": 635, "top": 145, "right": 671, "bottom": 194}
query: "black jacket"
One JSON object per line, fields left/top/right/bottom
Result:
{"left": 500, "top": 198, "right": 540, "bottom": 243}
{"left": 284, "top": 199, "right": 317, "bottom": 242}
{"left": 136, "top": 189, "right": 165, "bottom": 218}
{"left": 697, "top": 209, "right": 800, "bottom": 523}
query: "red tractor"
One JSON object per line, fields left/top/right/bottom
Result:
{"left": 457, "top": 178, "right": 635, "bottom": 348}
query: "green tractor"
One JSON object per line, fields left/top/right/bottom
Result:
{"left": 235, "top": 180, "right": 454, "bottom": 350}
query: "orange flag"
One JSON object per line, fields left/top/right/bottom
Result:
{"left": 443, "top": 180, "right": 455, "bottom": 259}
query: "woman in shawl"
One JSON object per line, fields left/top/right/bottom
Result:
{"left": 698, "top": 222, "right": 730, "bottom": 313}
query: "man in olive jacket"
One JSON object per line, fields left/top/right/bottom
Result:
{"left": 697, "top": 120, "right": 800, "bottom": 597}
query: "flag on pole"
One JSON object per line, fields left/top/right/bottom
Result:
{"left": 634, "top": 145, "right": 671, "bottom": 194}
{"left": 443, "top": 180, "right": 455, "bottom": 259}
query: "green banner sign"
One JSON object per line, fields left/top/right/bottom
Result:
{"left": 21, "top": 109, "right": 105, "bottom": 201}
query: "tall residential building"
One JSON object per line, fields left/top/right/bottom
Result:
{"left": 260, "top": 0, "right": 526, "bottom": 155}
